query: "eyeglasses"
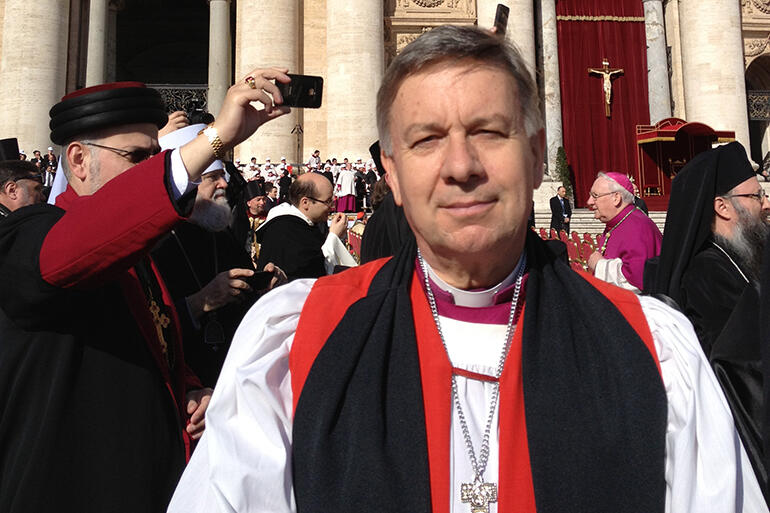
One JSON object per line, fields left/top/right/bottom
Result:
{"left": 83, "top": 142, "right": 160, "bottom": 164}
{"left": 589, "top": 190, "right": 618, "bottom": 199}
{"left": 724, "top": 189, "right": 767, "bottom": 202}
{"left": 307, "top": 196, "right": 334, "bottom": 207}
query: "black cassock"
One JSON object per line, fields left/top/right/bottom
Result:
{"left": 256, "top": 213, "right": 326, "bottom": 281}
{"left": 681, "top": 241, "right": 768, "bottom": 502}
{"left": 152, "top": 221, "right": 256, "bottom": 387}
{"left": 360, "top": 191, "right": 414, "bottom": 264}
{"left": 680, "top": 241, "right": 751, "bottom": 357}
{"left": 0, "top": 155, "right": 200, "bottom": 513}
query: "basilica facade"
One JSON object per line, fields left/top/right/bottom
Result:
{"left": 0, "top": 0, "right": 768, "bottom": 204}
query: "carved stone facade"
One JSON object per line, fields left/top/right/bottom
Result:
{"left": 385, "top": 0, "right": 476, "bottom": 66}
{"left": 743, "top": 0, "right": 770, "bottom": 66}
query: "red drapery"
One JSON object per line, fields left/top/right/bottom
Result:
{"left": 556, "top": 0, "right": 650, "bottom": 207}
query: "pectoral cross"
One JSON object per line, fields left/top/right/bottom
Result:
{"left": 461, "top": 480, "right": 498, "bottom": 513}
{"left": 149, "top": 300, "right": 171, "bottom": 356}
{"left": 588, "top": 58, "right": 624, "bottom": 118}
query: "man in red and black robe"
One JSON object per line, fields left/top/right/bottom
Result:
{"left": 0, "top": 67, "right": 294, "bottom": 513}
{"left": 169, "top": 26, "right": 765, "bottom": 513}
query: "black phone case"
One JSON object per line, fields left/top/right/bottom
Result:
{"left": 277, "top": 74, "right": 323, "bottom": 109}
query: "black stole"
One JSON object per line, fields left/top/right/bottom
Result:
{"left": 293, "top": 232, "right": 667, "bottom": 513}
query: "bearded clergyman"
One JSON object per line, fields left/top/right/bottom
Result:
{"left": 650, "top": 142, "right": 770, "bottom": 357}
{"left": 647, "top": 141, "right": 770, "bottom": 503}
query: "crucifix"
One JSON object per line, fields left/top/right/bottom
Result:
{"left": 461, "top": 480, "right": 498, "bottom": 513}
{"left": 149, "top": 300, "right": 171, "bottom": 357}
{"left": 588, "top": 58, "right": 624, "bottom": 118}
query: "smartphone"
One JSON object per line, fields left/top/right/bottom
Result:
{"left": 494, "top": 4, "right": 510, "bottom": 37}
{"left": 245, "top": 270, "right": 274, "bottom": 291}
{"left": 276, "top": 74, "right": 323, "bottom": 109}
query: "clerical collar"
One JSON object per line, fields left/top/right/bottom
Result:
{"left": 605, "top": 203, "right": 635, "bottom": 230}
{"left": 420, "top": 254, "right": 526, "bottom": 308}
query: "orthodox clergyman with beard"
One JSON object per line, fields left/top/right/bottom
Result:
{"left": 648, "top": 142, "right": 770, "bottom": 356}
{"left": 647, "top": 141, "right": 770, "bottom": 502}
{"left": 152, "top": 123, "right": 281, "bottom": 387}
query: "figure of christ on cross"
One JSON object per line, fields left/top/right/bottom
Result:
{"left": 588, "top": 58, "right": 624, "bottom": 118}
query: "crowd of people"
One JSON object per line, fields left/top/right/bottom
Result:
{"left": 0, "top": 24, "right": 769, "bottom": 513}
{"left": 237, "top": 152, "right": 381, "bottom": 213}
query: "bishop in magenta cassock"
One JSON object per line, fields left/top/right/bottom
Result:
{"left": 587, "top": 172, "right": 662, "bottom": 292}
{"left": 169, "top": 26, "right": 764, "bottom": 513}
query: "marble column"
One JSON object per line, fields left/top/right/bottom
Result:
{"left": 477, "top": 0, "right": 536, "bottom": 80}
{"left": 0, "top": 0, "right": 69, "bottom": 152}
{"left": 678, "top": 0, "right": 750, "bottom": 155}
{"left": 86, "top": 0, "right": 109, "bottom": 86}
{"left": 325, "top": 0, "right": 383, "bottom": 159}
{"left": 540, "top": 0, "right": 563, "bottom": 179}
{"left": 208, "top": 0, "right": 232, "bottom": 117}
{"left": 643, "top": 0, "right": 672, "bottom": 124}
{"left": 234, "top": 0, "right": 299, "bottom": 163}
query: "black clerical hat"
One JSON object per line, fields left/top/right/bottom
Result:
{"left": 49, "top": 81, "right": 168, "bottom": 145}
{"left": 0, "top": 138, "right": 20, "bottom": 161}
{"left": 245, "top": 181, "right": 266, "bottom": 200}
{"left": 714, "top": 142, "right": 755, "bottom": 196}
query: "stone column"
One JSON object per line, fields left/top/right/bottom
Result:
{"left": 678, "top": 0, "right": 750, "bottom": 155}
{"left": 325, "top": 0, "right": 383, "bottom": 159}
{"left": 540, "top": 0, "right": 563, "bottom": 178}
{"left": 234, "top": 0, "right": 299, "bottom": 163}
{"left": 643, "top": 0, "right": 672, "bottom": 124}
{"left": 86, "top": 0, "right": 109, "bottom": 86}
{"left": 208, "top": 0, "right": 231, "bottom": 117}
{"left": 477, "top": 0, "right": 536, "bottom": 79}
{"left": 0, "top": 0, "right": 69, "bottom": 151}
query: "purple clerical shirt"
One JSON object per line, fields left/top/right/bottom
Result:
{"left": 596, "top": 204, "right": 662, "bottom": 290}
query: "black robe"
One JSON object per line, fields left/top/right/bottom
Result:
{"left": 0, "top": 154, "right": 199, "bottom": 513}
{"left": 256, "top": 212, "right": 326, "bottom": 281}
{"left": 359, "top": 191, "right": 414, "bottom": 264}
{"left": 152, "top": 222, "right": 256, "bottom": 387}
{"left": 680, "top": 241, "right": 750, "bottom": 357}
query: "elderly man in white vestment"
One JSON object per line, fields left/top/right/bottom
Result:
{"left": 169, "top": 25, "right": 765, "bottom": 513}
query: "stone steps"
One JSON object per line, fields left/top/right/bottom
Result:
{"left": 532, "top": 208, "right": 668, "bottom": 234}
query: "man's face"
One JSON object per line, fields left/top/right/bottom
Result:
{"left": 197, "top": 169, "right": 228, "bottom": 201}
{"left": 84, "top": 123, "right": 159, "bottom": 193}
{"left": 268, "top": 188, "right": 278, "bottom": 199}
{"left": 247, "top": 195, "right": 267, "bottom": 215}
{"left": 190, "top": 170, "right": 231, "bottom": 231}
{"left": 304, "top": 180, "right": 334, "bottom": 223}
{"left": 726, "top": 177, "right": 770, "bottom": 230}
{"left": 557, "top": 186, "right": 566, "bottom": 198}
{"left": 33, "top": 151, "right": 41, "bottom": 159}
{"left": 382, "top": 62, "right": 544, "bottom": 267}
{"left": 586, "top": 177, "right": 622, "bottom": 223}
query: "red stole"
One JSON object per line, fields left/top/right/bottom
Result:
{"left": 291, "top": 261, "right": 659, "bottom": 513}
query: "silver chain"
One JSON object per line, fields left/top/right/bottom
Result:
{"left": 417, "top": 250, "right": 525, "bottom": 483}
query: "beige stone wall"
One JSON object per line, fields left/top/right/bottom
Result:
{"left": 301, "top": 0, "right": 328, "bottom": 163}
{"left": 0, "top": 0, "right": 69, "bottom": 151}
{"left": 234, "top": 0, "right": 299, "bottom": 163}
{"left": 0, "top": 0, "right": 5, "bottom": 65}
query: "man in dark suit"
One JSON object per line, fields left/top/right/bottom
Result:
{"left": 549, "top": 185, "right": 571, "bottom": 232}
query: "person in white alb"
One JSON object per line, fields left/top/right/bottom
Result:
{"left": 168, "top": 25, "right": 765, "bottom": 513}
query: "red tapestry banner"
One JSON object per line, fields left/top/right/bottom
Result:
{"left": 556, "top": 0, "right": 650, "bottom": 207}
